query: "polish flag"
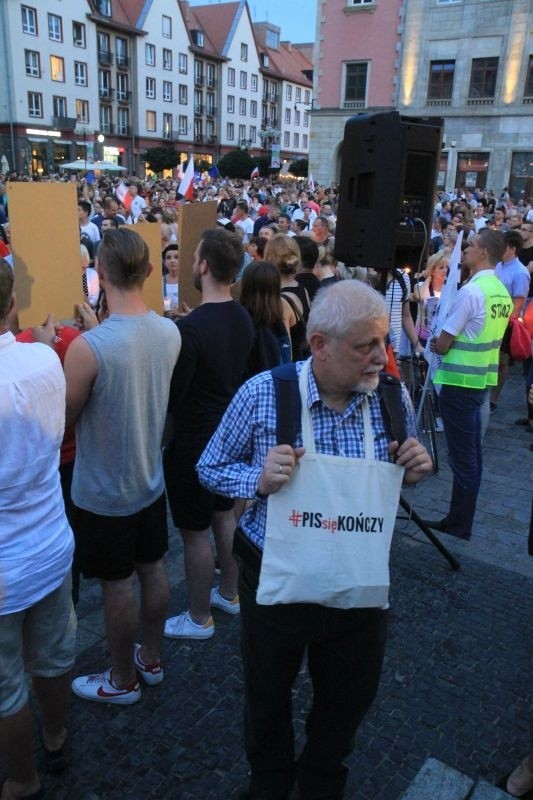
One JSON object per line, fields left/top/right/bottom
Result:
{"left": 251, "top": 166, "right": 260, "bottom": 179}
{"left": 176, "top": 161, "right": 185, "bottom": 181}
{"left": 179, "top": 157, "right": 195, "bottom": 201}
{"left": 115, "top": 181, "right": 132, "bottom": 212}
{"left": 308, "top": 173, "right": 315, "bottom": 192}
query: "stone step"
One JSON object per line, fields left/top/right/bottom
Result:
{"left": 400, "top": 758, "right": 513, "bottom": 800}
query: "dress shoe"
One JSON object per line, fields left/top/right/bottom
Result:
{"left": 424, "top": 519, "right": 471, "bottom": 540}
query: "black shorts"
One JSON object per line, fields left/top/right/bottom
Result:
{"left": 500, "top": 322, "right": 512, "bottom": 356}
{"left": 71, "top": 492, "right": 168, "bottom": 581}
{"left": 163, "top": 446, "right": 233, "bottom": 531}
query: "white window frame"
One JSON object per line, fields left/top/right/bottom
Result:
{"left": 251, "top": 74, "right": 258, "bottom": 92}
{"left": 179, "top": 53, "right": 188, "bottom": 74}
{"left": 163, "top": 48, "right": 172, "bottom": 71}
{"left": 163, "top": 80, "right": 172, "bottom": 102}
{"left": 239, "top": 98, "right": 246, "bottom": 115}
{"left": 250, "top": 100, "right": 257, "bottom": 117}
{"left": 146, "top": 77, "right": 156, "bottom": 100}
{"left": 240, "top": 70, "right": 247, "bottom": 90}
{"left": 250, "top": 126, "right": 256, "bottom": 143}
{"left": 53, "top": 96, "right": 67, "bottom": 118}
{"left": 227, "top": 122, "right": 234, "bottom": 140}
{"left": 228, "top": 67, "right": 235, "bottom": 87}
{"left": 117, "top": 107, "right": 129, "bottom": 135}
{"left": 117, "top": 73, "right": 128, "bottom": 101}
{"left": 48, "top": 13, "right": 62, "bottom": 42}
{"left": 28, "top": 91, "right": 42, "bottom": 118}
{"left": 146, "top": 110, "right": 156, "bottom": 132}
{"left": 286, "top": 85, "right": 293, "bottom": 101}
{"left": 303, "top": 134, "right": 308, "bottom": 149}
{"left": 179, "top": 84, "right": 187, "bottom": 104}
{"left": 283, "top": 130, "right": 290, "bottom": 147}
{"left": 178, "top": 115, "right": 188, "bottom": 135}
{"left": 145, "top": 43, "right": 156, "bottom": 67}
{"left": 241, "top": 43, "right": 248, "bottom": 62}
{"left": 227, "top": 95, "right": 235, "bottom": 113}
{"left": 25, "top": 50, "right": 40, "bottom": 77}
{"left": 21, "top": 6, "right": 37, "bottom": 36}
{"left": 293, "top": 132, "right": 299, "bottom": 148}
{"left": 285, "top": 107, "right": 291, "bottom": 124}
{"left": 76, "top": 99, "right": 89, "bottom": 124}
{"left": 163, "top": 113, "right": 172, "bottom": 138}
{"left": 73, "top": 21, "right": 86, "bottom": 48}
{"left": 162, "top": 15, "right": 172, "bottom": 38}
{"left": 74, "top": 61, "right": 87, "bottom": 87}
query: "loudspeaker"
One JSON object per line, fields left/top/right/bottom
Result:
{"left": 334, "top": 111, "right": 443, "bottom": 271}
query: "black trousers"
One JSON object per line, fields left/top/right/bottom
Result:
{"left": 239, "top": 562, "right": 388, "bottom": 800}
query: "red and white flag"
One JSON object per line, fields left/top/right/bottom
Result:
{"left": 176, "top": 161, "right": 185, "bottom": 181}
{"left": 251, "top": 166, "right": 260, "bottom": 179}
{"left": 178, "top": 156, "right": 195, "bottom": 201}
{"left": 115, "top": 181, "right": 132, "bottom": 212}
{"left": 308, "top": 173, "right": 315, "bottom": 192}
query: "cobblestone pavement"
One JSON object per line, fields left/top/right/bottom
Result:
{"left": 11, "top": 366, "right": 533, "bottom": 799}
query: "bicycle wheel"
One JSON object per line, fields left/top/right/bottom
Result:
{"left": 418, "top": 392, "right": 439, "bottom": 473}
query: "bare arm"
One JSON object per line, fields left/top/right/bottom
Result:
{"left": 64, "top": 335, "right": 98, "bottom": 426}
{"left": 430, "top": 330, "right": 456, "bottom": 355}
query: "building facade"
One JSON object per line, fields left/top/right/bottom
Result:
{"left": 310, "top": 0, "right": 533, "bottom": 198}
{"left": 0, "top": 0, "right": 313, "bottom": 176}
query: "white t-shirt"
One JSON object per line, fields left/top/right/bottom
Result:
{"left": 442, "top": 269, "right": 494, "bottom": 340}
{"left": 80, "top": 221, "right": 101, "bottom": 244}
{"left": 0, "top": 333, "right": 73, "bottom": 614}
{"left": 235, "top": 216, "right": 254, "bottom": 244}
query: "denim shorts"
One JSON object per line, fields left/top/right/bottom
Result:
{"left": 0, "top": 574, "right": 77, "bottom": 717}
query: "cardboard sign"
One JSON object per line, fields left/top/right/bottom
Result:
{"left": 8, "top": 183, "right": 81, "bottom": 328}
{"left": 177, "top": 201, "right": 218, "bottom": 309}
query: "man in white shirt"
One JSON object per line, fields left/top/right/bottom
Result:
{"left": 127, "top": 183, "right": 148, "bottom": 222}
{"left": 0, "top": 259, "right": 76, "bottom": 799}
{"left": 78, "top": 200, "right": 101, "bottom": 246}
{"left": 234, "top": 201, "right": 254, "bottom": 244}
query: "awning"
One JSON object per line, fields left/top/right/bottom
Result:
{"left": 27, "top": 137, "right": 49, "bottom": 143}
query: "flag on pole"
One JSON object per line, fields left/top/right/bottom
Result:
{"left": 115, "top": 181, "right": 132, "bottom": 212}
{"left": 178, "top": 156, "right": 195, "bottom": 201}
{"left": 308, "top": 172, "right": 315, "bottom": 192}
{"left": 424, "top": 230, "right": 464, "bottom": 383}
{"left": 208, "top": 165, "right": 220, "bottom": 179}
{"left": 176, "top": 161, "right": 185, "bottom": 181}
{"left": 251, "top": 166, "right": 260, "bottom": 179}
{"left": 242, "top": 185, "right": 251, "bottom": 205}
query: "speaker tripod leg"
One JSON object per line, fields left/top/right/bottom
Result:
{"left": 399, "top": 495, "right": 460, "bottom": 571}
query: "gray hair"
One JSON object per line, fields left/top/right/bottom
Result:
{"left": 307, "top": 280, "right": 388, "bottom": 341}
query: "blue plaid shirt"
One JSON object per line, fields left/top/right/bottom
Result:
{"left": 197, "top": 360, "right": 416, "bottom": 550}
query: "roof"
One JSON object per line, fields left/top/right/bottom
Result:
{"left": 180, "top": 0, "right": 243, "bottom": 59}
{"left": 86, "top": 0, "right": 147, "bottom": 33}
{"left": 261, "top": 41, "right": 313, "bottom": 87}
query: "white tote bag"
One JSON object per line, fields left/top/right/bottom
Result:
{"left": 257, "top": 359, "right": 404, "bottom": 609}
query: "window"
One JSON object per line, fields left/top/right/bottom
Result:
{"left": 239, "top": 124, "right": 246, "bottom": 143}
{"left": 74, "top": 61, "right": 87, "bottom": 86}
{"left": 239, "top": 98, "right": 246, "bottom": 115}
{"left": 117, "top": 107, "right": 129, "bottom": 134}
{"left": 348, "top": 0, "right": 375, "bottom": 4}
{"left": 262, "top": 103, "right": 268, "bottom": 124}
{"left": 163, "top": 113, "right": 172, "bottom": 138}
{"left": 76, "top": 99, "right": 89, "bottom": 124}
{"left": 206, "top": 64, "right": 215, "bottom": 88}
{"left": 116, "top": 37, "right": 128, "bottom": 66}
{"left": 295, "top": 110, "right": 300, "bottom": 125}
{"left": 194, "top": 61, "right": 203, "bottom": 83}
{"left": 293, "top": 132, "right": 299, "bottom": 148}
{"left": 284, "top": 131, "right": 290, "bottom": 147}
{"left": 53, "top": 96, "right": 67, "bottom": 118}
{"left": 145, "top": 43, "right": 155, "bottom": 67}
{"left": 436, "top": 0, "right": 461, "bottom": 3}
{"left": 526, "top": 56, "right": 533, "bottom": 97}
{"left": 250, "top": 126, "right": 256, "bottom": 143}
{"left": 146, "top": 110, "right": 156, "bottom": 132}
{"left": 286, "top": 85, "right": 292, "bottom": 101}
{"left": 99, "top": 104, "right": 112, "bottom": 133}
{"left": 227, "top": 122, "right": 234, "bottom": 140}
{"left": 179, "top": 84, "right": 188, "bottom": 104}
{"left": 241, "top": 43, "right": 248, "bottom": 61}
{"left": 27, "top": 91, "right": 42, "bottom": 118}
{"left": 304, "top": 112, "right": 309, "bottom": 127}
{"left": 261, "top": 53, "right": 269, "bottom": 68}
{"left": 344, "top": 62, "right": 368, "bottom": 104}
{"left": 99, "top": 69, "right": 111, "bottom": 97}
{"left": 240, "top": 71, "right": 247, "bottom": 90}
{"left": 305, "top": 90, "right": 310, "bottom": 104}
{"left": 194, "top": 120, "right": 202, "bottom": 140}
{"left": 25, "top": 50, "right": 40, "bottom": 77}
{"left": 206, "top": 93, "right": 215, "bottom": 115}
{"left": 295, "top": 87, "right": 301, "bottom": 103}
{"left": 251, "top": 74, "right": 258, "bottom": 92}
{"left": 163, "top": 49, "right": 172, "bottom": 70}
{"left": 303, "top": 134, "right": 308, "bottom": 149}
{"left": 97, "top": 32, "right": 111, "bottom": 57}
{"left": 428, "top": 60, "right": 455, "bottom": 100}
{"left": 228, "top": 67, "right": 235, "bottom": 87}
{"left": 21, "top": 6, "right": 37, "bottom": 35}
{"left": 179, "top": 53, "right": 188, "bottom": 74}
{"left": 227, "top": 95, "right": 235, "bottom": 113}
{"left": 194, "top": 90, "right": 202, "bottom": 113}
{"left": 195, "top": 31, "right": 204, "bottom": 48}
{"left": 469, "top": 57, "right": 498, "bottom": 99}
{"left": 250, "top": 100, "right": 257, "bottom": 117}
{"left": 73, "top": 21, "right": 86, "bottom": 47}
{"left": 96, "top": 0, "right": 112, "bottom": 15}
{"left": 117, "top": 73, "right": 129, "bottom": 101}
{"left": 146, "top": 77, "right": 156, "bottom": 99}
{"left": 50, "top": 56, "right": 65, "bottom": 82}
{"left": 162, "top": 15, "right": 172, "bottom": 38}
{"left": 266, "top": 30, "right": 278, "bottom": 49}
{"left": 179, "top": 115, "right": 188, "bottom": 135}
{"left": 48, "top": 13, "right": 62, "bottom": 42}
{"left": 285, "top": 107, "right": 291, "bottom": 124}
{"left": 163, "top": 81, "right": 172, "bottom": 102}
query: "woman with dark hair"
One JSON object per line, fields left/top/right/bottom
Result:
{"left": 240, "top": 260, "right": 290, "bottom": 375}
{"left": 264, "top": 234, "right": 311, "bottom": 361}
{"left": 162, "top": 244, "right": 180, "bottom": 316}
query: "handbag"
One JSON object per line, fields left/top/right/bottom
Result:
{"left": 257, "top": 359, "right": 405, "bottom": 609}
{"left": 509, "top": 317, "right": 532, "bottom": 361}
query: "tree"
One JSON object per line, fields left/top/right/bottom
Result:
{"left": 142, "top": 147, "right": 180, "bottom": 173}
{"left": 289, "top": 159, "right": 308, "bottom": 177}
{"left": 217, "top": 149, "right": 255, "bottom": 179}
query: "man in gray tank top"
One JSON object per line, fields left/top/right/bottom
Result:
{"left": 64, "top": 228, "right": 181, "bottom": 705}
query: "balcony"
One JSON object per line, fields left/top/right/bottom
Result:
{"left": 98, "top": 50, "right": 114, "bottom": 66}
{"left": 99, "top": 123, "right": 114, "bottom": 134}
{"left": 466, "top": 97, "right": 494, "bottom": 106}
{"left": 116, "top": 54, "right": 130, "bottom": 69}
{"left": 208, "top": 135, "right": 217, "bottom": 145}
{"left": 194, "top": 134, "right": 205, "bottom": 144}
{"left": 426, "top": 98, "right": 452, "bottom": 107}
{"left": 270, "top": 92, "right": 278, "bottom": 103}
{"left": 117, "top": 91, "right": 131, "bottom": 104}
{"left": 206, "top": 79, "right": 216, "bottom": 89}
{"left": 194, "top": 74, "right": 205, "bottom": 86}
{"left": 194, "top": 104, "right": 204, "bottom": 115}
{"left": 523, "top": 95, "right": 533, "bottom": 105}
{"left": 99, "top": 87, "right": 115, "bottom": 101}
{"left": 206, "top": 106, "right": 217, "bottom": 117}
{"left": 116, "top": 125, "right": 131, "bottom": 136}
{"left": 162, "top": 130, "right": 173, "bottom": 140}
{"left": 52, "top": 116, "right": 77, "bottom": 131}
{"left": 343, "top": 100, "right": 365, "bottom": 109}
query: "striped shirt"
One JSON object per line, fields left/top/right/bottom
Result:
{"left": 197, "top": 360, "right": 416, "bottom": 549}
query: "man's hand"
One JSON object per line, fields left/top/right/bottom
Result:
{"left": 32, "top": 313, "right": 58, "bottom": 347}
{"left": 257, "top": 445, "right": 306, "bottom": 496}
{"left": 74, "top": 302, "right": 99, "bottom": 330}
{"left": 388, "top": 437, "right": 433, "bottom": 484}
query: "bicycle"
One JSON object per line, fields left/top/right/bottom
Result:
{"left": 398, "top": 353, "right": 439, "bottom": 473}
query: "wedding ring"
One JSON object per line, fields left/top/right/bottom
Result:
{"left": 279, "top": 464, "right": 283, "bottom": 474}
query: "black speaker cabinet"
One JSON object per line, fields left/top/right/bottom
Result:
{"left": 334, "top": 112, "right": 443, "bottom": 271}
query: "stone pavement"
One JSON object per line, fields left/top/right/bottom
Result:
{"left": 20, "top": 366, "right": 533, "bottom": 799}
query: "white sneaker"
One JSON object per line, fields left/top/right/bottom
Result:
{"left": 210, "top": 586, "right": 240, "bottom": 615}
{"left": 72, "top": 669, "right": 141, "bottom": 705}
{"left": 134, "top": 643, "right": 163, "bottom": 686}
{"left": 164, "top": 611, "right": 215, "bottom": 640}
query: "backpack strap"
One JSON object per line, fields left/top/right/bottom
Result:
{"left": 271, "top": 362, "right": 301, "bottom": 446}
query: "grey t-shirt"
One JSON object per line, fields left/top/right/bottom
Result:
{"left": 72, "top": 311, "right": 181, "bottom": 516}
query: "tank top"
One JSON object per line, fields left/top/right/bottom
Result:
{"left": 281, "top": 285, "right": 311, "bottom": 362}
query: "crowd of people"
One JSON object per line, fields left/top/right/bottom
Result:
{"left": 1, "top": 170, "right": 532, "bottom": 800}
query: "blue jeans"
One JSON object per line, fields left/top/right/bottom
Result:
{"left": 439, "top": 384, "right": 487, "bottom": 538}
